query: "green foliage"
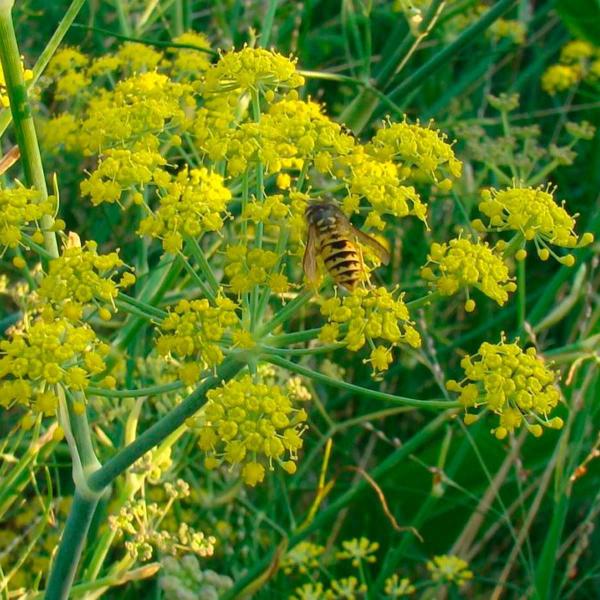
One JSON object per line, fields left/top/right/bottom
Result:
{"left": 556, "top": 0, "right": 600, "bottom": 44}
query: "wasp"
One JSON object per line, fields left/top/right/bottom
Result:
{"left": 303, "top": 202, "right": 390, "bottom": 291}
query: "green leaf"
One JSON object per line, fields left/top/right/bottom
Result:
{"left": 556, "top": 0, "right": 600, "bottom": 43}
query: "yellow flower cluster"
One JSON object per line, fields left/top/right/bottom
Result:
{"left": 211, "top": 97, "right": 355, "bottom": 177}
{"left": 426, "top": 554, "right": 473, "bottom": 587}
{"left": 341, "top": 151, "right": 427, "bottom": 228}
{"left": 191, "top": 100, "right": 237, "bottom": 156}
{"left": 138, "top": 167, "right": 231, "bottom": 254}
{"left": 80, "top": 137, "right": 167, "bottom": 205}
{"left": 421, "top": 238, "right": 516, "bottom": 311}
{"left": 384, "top": 574, "right": 416, "bottom": 597}
{"left": 476, "top": 186, "right": 594, "bottom": 264}
{"left": 325, "top": 577, "right": 367, "bottom": 599}
{"left": 281, "top": 541, "right": 325, "bottom": 575}
{"left": 114, "top": 42, "right": 163, "bottom": 73}
{"left": 38, "top": 238, "right": 135, "bottom": 321}
{"left": 45, "top": 71, "right": 194, "bottom": 154}
{"left": 224, "top": 244, "right": 289, "bottom": 295}
{"left": 110, "top": 491, "right": 216, "bottom": 561}
{"left": 260, "top": 98, "right": 355, "bottom": 173}
{"left": 167, "top": 32, "right": 212, "bottom": 77}
{"left": 541, "top": 39, "right": 600, "bottom": 94}
{"left": 0, "top": 184, "right": 54, "bottom": 248}
{"left": 319, "top": 287, "right": 421, "bottom": 373}
{"left": 156, "top": 297, "right": 239, "bottom": 383}
{"left": 47, "top": 47, "right": 90, "bottom": 101}
{"left": 332, "top": 118, "right": 461, "bottom": 227}
{"left": 242, "top": 193, "right": 289, "bottom": 223}
{"left": 193, "top": 374, "right": 307, "bottom": 486}
{"left": 0, "top": 316, "right": 108, "bottom": 419}
{"left": 541, "top": 65, "right": 582, "bottom": 95}
{"left": 366, "top": 119, "right": 462, "bottom": 185}
{"left": 446, "top": 339, "right": 563, "bottom": 439}
{"left": 561, "top": 40, "right": 595, "bottom": 62}
{"left": 336, "top": 537, "right": 379, "bottom": 567}
{"left": 202, "top": 47, "right": 304, "bottom": 96}
{"left": 291, "top": 582, "right": 326, "bottom": 599}
{"left": 488, "top": 17, "right": 527, "bottom": 45}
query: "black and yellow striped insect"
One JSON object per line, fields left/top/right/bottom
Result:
{"left": 303, "top": 201, "right": 390, "bottom": 291}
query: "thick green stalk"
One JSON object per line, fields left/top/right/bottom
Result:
{"left": 0, "top": 0, "right": 86, "bottom": 136}
{"left": 44, "top": 492, "right": 100, "bottom": 600}
{"left": 46, "top": 391, "right": 102, "bottom": 600}
{"left": 0, "top": 6, "right": 102, "bottom": 599}
{"left": 0, "top": 0, "right": 57, "bottom": 256}
{"left": 88, "top": 356, "right": 245, "bottom": 491}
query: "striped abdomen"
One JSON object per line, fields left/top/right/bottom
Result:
{"left": 317, "top": 223, "right": 363, "bottom": 290}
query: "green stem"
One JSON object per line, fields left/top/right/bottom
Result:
{"left": 64, "top": 391, "right": 101, "bottom": 474}
{"left": 88, "top": 356, "right": 244, "bottom": 492}
{"left": 70, "top": 23, "right": 218, "bottom": 56}
{"left": 259, "top": 0, "right": 278, "bottom": 47}
{"left": 31, "top": 0, "right": 86, "bottom": 83}
{"left": 0, "top": 8, "right": 102, "bottom": 600}
{"left": 21, "top": 233, "right": 53, "bottom": 258}
{"left": 544, "top": 334, "right": 600, "bottom": 358}
{"left": 184, "top": 236, "right": 220, "bottom": 297}
{"left": 0, "top": 0, "right": 86, "bottom": 137}
{"left": 115, "top": 0, "right": 132, "bottom": 36}
{"left": 502, "top": 232, "right": 525, "bottom": 257}
{"left": 0, "top": 1, "right": 58, "bottom": 257}
{"left": 389, "top": 0, "right": 446, "bottom": 82}
{"left": 87, "top": 380, "right": 185, "bottom": 398}
{"left": 406, "top": 291, "right": 440, "bottom": 310}
{"left": 266, "top": 327, "right": 322, "bottom": 346}
{"left": 517, "top": 258, "right": 526, "bottom": 332}
{"left": 256, "top": 290, "right": 313, "bottom": 337}
{"left": 263, "top": 354, "right": 459, "bottom": 411}
{"left": 387, "top": 0, "right": 517, "bottom": 105}
{"left": 111, "top": 254, "right": 182, "bottom": 354}
{"left": 249, "top": 90, "right": 265, "bottom": 330}
{"left": 115, "top": 293, "right": 168, "bottom": 320}
{"left": 335, "top": 0, "right": 423, "bottom": 132}
{"left": 0, "top": 310, "right": 21, "bottom": 334}
{"left": 527, "top": 141, "right": 576, "bottom": 187}
{"left": 44, "top": 492, "right": 100, "bottom": 600}
{"left": 259, "top": 343, "right": 344, "bottom": 356}
{"left": 298, "top": 70, "right": 404, "bottom": 116}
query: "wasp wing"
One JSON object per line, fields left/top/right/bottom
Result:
{"left": 337, "top": 215, "right": 390, "bottom": 265}
{"left": 302, "top": 223, "right": 320, "bottom": 286}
